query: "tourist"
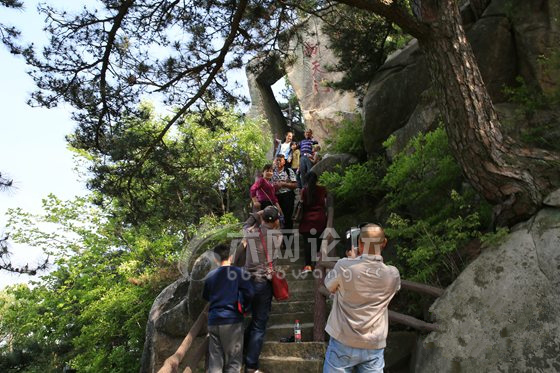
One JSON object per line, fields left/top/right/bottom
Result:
{"left": 275, "top": 130, "right": 293, "bottom": 167}
{"left": 272, "top": 154, "right": 297, "bottom": 230}
{"left": 250, "top": 164, "right": 283, "bottom": 214}
{"left": 290, "top": 142, "right": 301, "bottom": 190}
{"left": 243, "top": 206, "right": 283, "bottom": 373}
{"left": 298, "top": 129, "right": 318, "bottom": 186}
{"left": 203, "top": 244, "right": 254, "bottom": 373}
{"left": 298, "top": 171, "right": 327, "bottom": 274}
{"left": 323, "top": 224, "right": 401, "bottom": 372}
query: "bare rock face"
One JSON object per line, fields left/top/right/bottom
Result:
{"left": 468, "top": 14, "right": 517, "bottom": 103}
{"left": 384, "top": 88, "right": 441, "bottom": 161}
{"left": 245, "top": 16, "right": 359, "bottom": 146}
{"left": 362, "top": 39, "right": 430, "bottom": 155}
{"left": 414, "top": 206, "right": 560, "bottom": 372}
{"left": 366, "top": 3, "right": 518, "bottom": 155}
{"left": 485, "top": 0, "right": 560, "bottom": 95}
{"left": 284, "top": 16, "right": 359, "bottom": 144}
{"left": 140, "top": 254, "right": 214, "bottom": 373}
{"left": 139, "top": 276, "right": 191, "bottom": 373}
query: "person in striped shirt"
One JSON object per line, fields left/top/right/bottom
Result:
{"left": 298, "top": 129, "right": 319, "bottom": 187}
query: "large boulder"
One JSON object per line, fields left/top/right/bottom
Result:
{"left": 284, "top": 16, "right": 360, "bottom": 144}
{"left": 245, "top": 53, "right": 289, "bottom": 153}
{"left": 140, "top": 250, "right": 216, "bottom": 373}
{"left": 385, "top": 88, "right": 441, "bottom": 161}
{"left": 139, "top": 276, "right": 191, "bottom": 373}
{"left": 414, "top": 204, "right": 560, "bottom": 372}
{"left": 467, "top": 14, "right": 517, "bottom": 102}
{"left": 364, "top": 0, "right": 522, "bottom": 155}
{"left": 485, "top": 0, "right": 560, "bottom": 95}
{"left": 362, "top": 39, "right": 430, "bottom": 155}
{"left": 309, "top": 153, "right": 359, "bottom": 178}
{"left": 246, "top": 16, "right": 359, "bottom": 145}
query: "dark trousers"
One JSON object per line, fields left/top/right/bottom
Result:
{"left": 299, "top": 155, "right": 312, "bottom": 187}
{"left": 208, "top": 322, "right": 244, "bottom": 373}
{"left": 244, "top": 280, "right": 273, "bottom": 370}
{"left": 302, "top": 231, "right": 323, "bottom": 267}
{"left": 277, "top": 191, "right": 295, "bottom": 231}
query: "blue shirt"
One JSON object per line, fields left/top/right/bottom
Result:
{"left": 299, "top": 138, "right": 318, "bottom": 156}
{"left": 203, "top": 266, "right": 254, "bottom": 326}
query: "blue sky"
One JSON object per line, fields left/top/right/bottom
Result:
{"left": 0, "top": 0, "right": 283, "bottom": 288}
{"left": 0, "top": 0, "right": 88, "bottom": 287}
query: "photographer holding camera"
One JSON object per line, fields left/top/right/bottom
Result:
{"left": 323, "top": 224, "right": 400, "bottom": 373}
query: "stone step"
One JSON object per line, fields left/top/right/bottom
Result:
{"left": 271, "top": 300, "right": 314, "bottom": 314}
{"left": 265, "top": 322, "right": 314, "bottom": 342}
{"left": 276, "top": 289, "right": 314, "bottom": 302}
{"left": 268, "top": 311, "right": 313, "bottom": 325}
{"left": 259, "top": 356, "right": 323, "bottom": 373}
{"left": 276, "top": 252, "right": 306, "bottom": 265}
{"left": 261, "top": 341, "right": 327, "bottom": 359}
{"left": 276, "top": 265, "right": 324, "bottom": 282}
{"left": 286, "top": 278, "right": 315, "bottom": 292}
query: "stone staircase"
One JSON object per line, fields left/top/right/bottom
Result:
{"left": 259, "top": 248, "right": 326, "bottom": 372}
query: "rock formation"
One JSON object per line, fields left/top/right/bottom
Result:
{"left": 414, "top": 194, "right": 560, "bottom": 372}
{"left": 378, "top": 0, "right": 560, "bottom": 157}
{"left": 246, "top": 16, "right": 359, "bottom": 145}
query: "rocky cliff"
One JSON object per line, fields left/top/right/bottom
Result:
{"left": 415, "top": 193, "right": 560, "bottom": 372}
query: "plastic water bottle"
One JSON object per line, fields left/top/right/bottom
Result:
{"left": 294, "top": 320, "right": 302, "bottom": 343}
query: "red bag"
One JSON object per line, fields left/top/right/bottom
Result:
{"left": 271, "top": 271, "right": 289, "bottom": 301}
{"left": 259, "top": 230, "right": 289, "bottom": 301}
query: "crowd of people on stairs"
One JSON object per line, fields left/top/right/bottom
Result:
{"left": 201, "top": 128, "right": 401, "bottom": 373}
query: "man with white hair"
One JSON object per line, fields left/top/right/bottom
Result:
{"left": 323, "top": 223, "right": 401, "bottom": 372}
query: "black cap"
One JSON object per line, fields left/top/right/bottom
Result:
{"left": 263, "top": 206, "right": 279, "bottom": 223}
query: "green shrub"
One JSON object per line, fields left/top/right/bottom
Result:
{"left": 382, "top": 127, "right": 492, "bottom": 285}
{"left": 324, "top": 116, "right": 367, "bottom": 159}
{"left": 319, "top": 158, "right": 385, "bottom": 207}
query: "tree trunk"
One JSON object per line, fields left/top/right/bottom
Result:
{"left": 419, "top": 0, "right": 560, "bottom": 226}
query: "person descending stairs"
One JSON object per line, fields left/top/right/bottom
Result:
{"left": 257, "top": 239, "right": 326, "bottom": 373}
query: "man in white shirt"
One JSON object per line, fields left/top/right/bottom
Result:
{"left": 323, "top": 224, "right": 401, "bottom": 373}
{"left": 275, "top": 130, "right": 293, "bottom": 163}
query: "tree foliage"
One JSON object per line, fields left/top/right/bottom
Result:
{"left": 0, "top": 171, "right": 49, "bottom": 275}
{"left": 0, "top": 0, "right": 23, "bottom": 54}
{"left": 321, "top": 127, "right": 494, "bottom": 285}
{"left": 18, "top": 0, "right": 299, "bottom": 154}
{"left": 381, "top": 128, "right": 492, "bottom": 285}
{"left": 0, "top": 196, "right": 183, "bottom": 372}
{"left": 74, "top": 104, "right": 268, "bottom": 229}
{"left": 321, "top": 3, "right": 410, "bottom": 96}
{"left": 8, "top": 0, "right": 558, "bottom": 225}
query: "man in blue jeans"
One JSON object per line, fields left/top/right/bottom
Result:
{"left": 242, "top": 206, "right": 282, "bottom": 373}
{"left": 323, "top": 224, "right": 401, "bottom": 372}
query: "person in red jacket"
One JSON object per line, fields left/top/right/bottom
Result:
{"left": 298, "top": 171, "right": 327, "bottom": 273}
{"left": 250, "top": 164, "right": 283, "bottom": 215}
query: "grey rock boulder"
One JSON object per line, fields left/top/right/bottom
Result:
{"left": 139, "top": 276, "right": 191, "bottom": 373}
{"left": 385, "top": 89, "right": 441, "bottom": 161}
{"left": 544, "top": 188, "right": 560, "bottom": 207}
{"left": 309, "top": 153, "right": 359, "bottom": 178}
{"left": 467, "top": 14, "right": 517, "bottom": 103}
{"left": 414, "top": 207, "right": 560, "bottom": 372}
{"left": 496, "top": 0, "right": 560, "bottom": 94}
{"left": 362, "top": 39, "right": 430, "bottom": 155}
